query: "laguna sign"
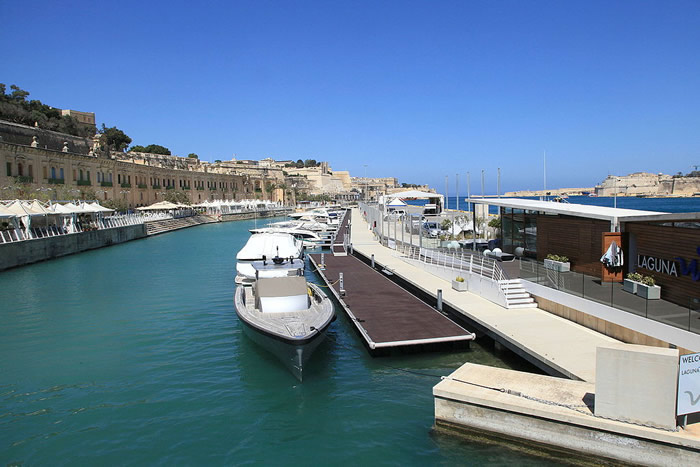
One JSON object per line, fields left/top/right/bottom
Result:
{"left": 677, "top": 352, "right": 700, "bottom": 416}
{"left": 637, "top": 246, "right": 700, "bottom": 281}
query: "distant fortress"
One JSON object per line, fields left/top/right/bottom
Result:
{"left": 505, "top": 172, "right": 700, "bottom": 198}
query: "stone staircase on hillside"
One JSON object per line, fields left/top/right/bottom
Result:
{"left": 499, "top": 279, "right": 538, "bottom": 309}
{"left": 145, "top": 215, "right": 216, "bottom": 236}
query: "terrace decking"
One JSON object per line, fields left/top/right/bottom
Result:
{"left": 309, "top": 251, "right": 475, "bottom": 352}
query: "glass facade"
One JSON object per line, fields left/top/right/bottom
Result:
{"left": 500, "top": 207, "right": 538, "bottom": 258}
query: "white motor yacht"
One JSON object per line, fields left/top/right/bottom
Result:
{"left": 235, "top": 233, "right": 304, "bottom": 284}
{"left": 234, "top": 260, "right": 335, "bottom": 380}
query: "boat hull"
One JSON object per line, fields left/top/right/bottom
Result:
{"left": 237, "top": 315, "right": 331, "bottom": 380}
{"left": 233, "top": 283, "right": 334, "bottom": 381}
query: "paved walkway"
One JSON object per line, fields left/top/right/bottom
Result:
{"left": 349, "top": 208, "right": 619, "bottom": 382}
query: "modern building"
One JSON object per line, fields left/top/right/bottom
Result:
{"left": 470, "top": 197, "right": 700, "bottom": 341}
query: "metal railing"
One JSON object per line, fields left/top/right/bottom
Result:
{"left": 359, "top": 202, "right": 511, "bottom": 293}
{"left": 520, "top": 259, "right": 700, "bottom": 334}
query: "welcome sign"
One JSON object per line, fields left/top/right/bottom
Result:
{"left": 678, "top": 352, "right": 700, "bottom": 416}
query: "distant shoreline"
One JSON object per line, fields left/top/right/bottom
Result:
{"left": 503, "top": 192, "right": 700, "bottom": 199}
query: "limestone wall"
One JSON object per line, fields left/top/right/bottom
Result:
{"left": 0, "top": 224, "right": 146, "bottom": 271}
{"left": 0, "top": 119, "right": 91, "bottom": 154}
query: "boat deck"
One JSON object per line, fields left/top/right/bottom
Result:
{"left": 309, "top": 251, "right": 474, "bottom": 353}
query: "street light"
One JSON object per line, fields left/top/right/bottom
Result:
{"left": 363, "top": 164, "right": 368, "bottom": 202}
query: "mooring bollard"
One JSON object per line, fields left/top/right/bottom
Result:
{"left": 349, "top": 243, "right": 353, "bottom": 255}
{"left": 339, "top": 272, "right": 345, "bottom": 296}
{"left": 437, "top": 289, "right": 443, "bottom": 311}
{"left": 320, "top": 253, "right": 325, "bottom": 270}
{"left": 371, "top": 254, "right": 375, "bottom": 268}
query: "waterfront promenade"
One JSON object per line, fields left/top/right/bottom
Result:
{"left": 348, "top": 208, "right": 618, "bottom": 382}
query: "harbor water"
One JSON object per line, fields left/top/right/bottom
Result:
{"left": 1, "top": 217, "right": 561, "bottom": 465}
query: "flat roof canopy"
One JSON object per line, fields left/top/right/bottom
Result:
{"left": 466, "top": 197, "right": 666, "bottom": 222}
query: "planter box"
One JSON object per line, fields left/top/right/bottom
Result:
{"left": 636, "top": 283, "right": 661, "bottom": 300}
{"left": 452, "top": 280, "right": 468, "bottom": 292}
{"left": 622, "top": 279, "right": 639, "bottom": 294}
{"left": 544, "top": 259, "right": 570, "bottom": 272}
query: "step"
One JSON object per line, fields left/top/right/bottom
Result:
{"left": 504, "top": 292, "right": 531, "bottom": 300}
{"left": 507, "top": 302, "right": 538, "bottom": 309}
{"left": 507, "top": 297, "right": 535, "bottom": 305}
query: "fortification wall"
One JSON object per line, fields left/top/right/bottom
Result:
{"left": 0, "top": 120, "right": 92, "bottom": 154}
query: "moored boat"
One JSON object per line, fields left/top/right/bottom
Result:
{"left": 234, "top": 260, "right": 335, "bottom": 380}
{"left": 235, "top": 232, "right": 304, "bottom": 284}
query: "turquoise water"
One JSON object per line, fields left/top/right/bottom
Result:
{"left": 1, "top": 218, "right": 558, "bottom": 465}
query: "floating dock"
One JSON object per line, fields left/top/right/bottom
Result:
{"left": 309, "top": 251, "right": 475, "bottom": 353}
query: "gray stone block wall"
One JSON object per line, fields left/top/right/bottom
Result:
{"left": 0, "top": 224, "right": 146, "bottom": 271}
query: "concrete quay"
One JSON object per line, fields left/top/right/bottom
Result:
{"left": 0, "top": 209, "right": 291, "bottom": 271}
{"left": 348, "top": 207, "right": 699, "bottom": 462}
{"left": 0, "top": 223, "right": 146, "bottom": 271}
{"left": 349, "top": 208, "right": 617, "bottom": 382}
{"left": 434, "top": 363, "right": 700, "bottom": 465}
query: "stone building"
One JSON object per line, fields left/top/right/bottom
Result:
{"left": 595, "top": 172, "right": 700, "bottom": 197}
{"left": 0, "top": 120, "right": 292, "bottom": 208}
{"left": 60, "top": 109, "right": 96, "bottom": 132}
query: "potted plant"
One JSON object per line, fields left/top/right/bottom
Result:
{"left": 544, "top": 254, "right": 570, "bottom": 272}
{"left": 637, "top": 275, "right": 661, "bottom": 300}
{"left": 623, "top": 272, "right": 643, "bottom": 294}
{"left": 452, "top": 276, "right": 468, "bottom": 292}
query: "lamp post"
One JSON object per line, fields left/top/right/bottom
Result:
{"left": 456, "top": 173, "right": 459, "bottom": 211}
{"left": 363, "top": 164, "right": 368, "bottom": 202}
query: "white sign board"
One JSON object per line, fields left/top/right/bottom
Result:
{"left": 678, "top": 352, "right": 700, "bottom": 416}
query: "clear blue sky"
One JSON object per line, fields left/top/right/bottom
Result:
{"left": 3, "top": 0, "right": 699, "bottom": 194}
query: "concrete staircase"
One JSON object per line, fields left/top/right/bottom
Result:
{"left": 499, "top": 279, "right": 538, "bottom": 309}
{"left": 145, "top": 215, "right": 216, "bottom": 236}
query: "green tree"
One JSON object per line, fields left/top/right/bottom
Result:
{"left": 143, "top": 144, "right": 170, "bottom": 155}
{"left": 129, "top": 144, "right": 170, "bottom": 155}
{"left": 304, "top": 159, "right": 318, "bottom": 167}
{"left": 99, "top": 124, "right": 132, "bottom": 152}
{"left": 488, "top": 217, "right": 502, "bottom": 229}
{"left": 9, "top": 84, "right": 29, "bottom": 103}
{"left": 187, "top": 153, "right": 199, "bottom": 159}
{"left": 296, "top": 159, "right": 304, "bottom": 168}
{"left": 102, "top": 198, "right": 129, "bottom": 213}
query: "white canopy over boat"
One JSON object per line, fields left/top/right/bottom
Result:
{"left": 236, "top": 233, "right": 303, "bottom": 261}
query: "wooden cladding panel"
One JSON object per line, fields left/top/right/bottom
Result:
{"left": 625, "top": 223, "right": 700, "bottom": 306}
{"left": 536, "top": 215, "right": 610, "bottom": 277}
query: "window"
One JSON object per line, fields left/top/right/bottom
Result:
{"left": 118, "top": 174, "right": 121, "bottom": 184}
{"left": 59, "top": 168, "right": 64, "bottom": 180}
{"left": 97, "top": 172, "right": 102, "bottom": 182}
{"left": 43, "top": 166, "right": 48, "bottom": 179}
{"left": 51, "top": 167, "right": 56, "bottom": 179}
{"left": 5, "top": 162, "right": 10, "bottom": 177}
{"left": 73, "top": 169, "right": 77, "bottom": 180}
{"left": 28, "top": 165, "right": 33, "bottom": 178}
{"left": 80, "top": 169, "right": 84, "bottom": 180}
{"left": 18, "top": 163, "right": 23, "bottom": 176}
{"left": 86, "top": 170, "right": 90, "bottom": 181}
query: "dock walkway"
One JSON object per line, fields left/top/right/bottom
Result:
{"left": 348, "top": 208, "right": 618, "bottom": 382}
{"left": 309, "top": 247, "right": 474, "bottom": 351}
